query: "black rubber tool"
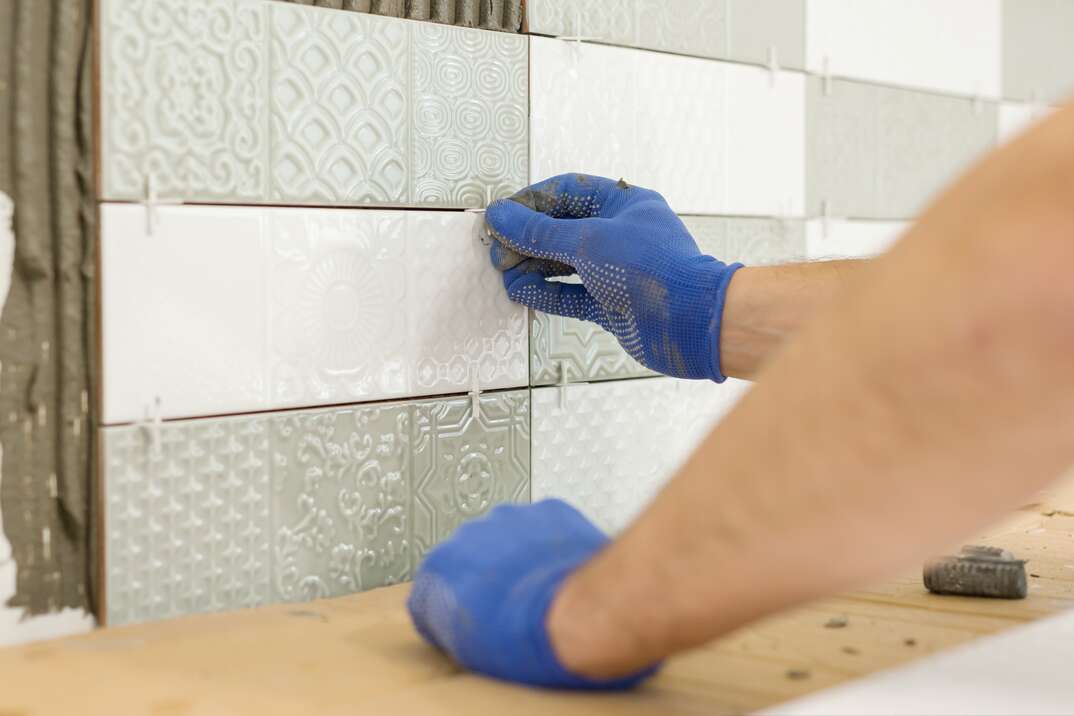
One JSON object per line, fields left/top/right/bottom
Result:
{"left": 923, "top": 545, "right": 1028, "bottom": 599}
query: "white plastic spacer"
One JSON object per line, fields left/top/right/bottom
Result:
{"left": 465, "top": 185, "right": 494, "bottom": 215}
{"left": 821, "top": 199, "right": 832, "bottom": 240}
{"left": 767, "top": 45, "right": 780, "bottom": 88}
{"left": 142, "top": 174, "right": 182, "bottom": 237}
{"left": 559, "top": 5, "right": 600, "bottom": 43}
{"left": 469, "top": 364, "right": 482, "bottom": 422}
{"left": 557, "top": 361, "right": 570, "bottom": 411}
{"left": 141, "top": 395, "right": 163, "bottom": 458}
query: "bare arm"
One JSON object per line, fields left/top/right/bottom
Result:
{"left": 548, "top": 102, "right": 1074, "bottom": 677}
{"left": 720, "top": 260, "right": 865, "bottom": 378}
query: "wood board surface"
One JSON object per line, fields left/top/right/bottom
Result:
{"left": 2, "top": 477, "right": 1073, "bottom": 715}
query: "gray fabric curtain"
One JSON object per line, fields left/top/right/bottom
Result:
{"left": 0, "top": 0, "right": 96, "bottom": 616}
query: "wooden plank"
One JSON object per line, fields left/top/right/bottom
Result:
{"left": 1, "top": 493, "right": 1073, "bottom": 714}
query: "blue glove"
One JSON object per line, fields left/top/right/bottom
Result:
{"left": 486, "top": 174, "right": 742, "bottom": 381}
{"left": 407, "top": 499, "right": 660, "bottom": 690}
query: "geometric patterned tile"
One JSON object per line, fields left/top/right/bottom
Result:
{"left": 269, "top": 4, "right": 409, "bottom": 204}
{"left": 100, "top": 204, "right": 527, "bottom": 423}
{"left": 103, "top": 390, "right": 530, "bottom": 625}
{"left": 806, "top": 0, "right": 1002, "bottom": 99}
{"left": 1002, "top": 0, "right": 1074, "bottom": 103}
{"left": 529, "top": 217, "right": 807, "bottom": 386}
{"left": 531, "top": 377, "right": 751, "bottom": 534}
{"left": 101, "top": 0, "right": 527, "bottom": 207}
{"left": 807, "top": 78, "right": 998, "bottom": 220}
{"left": 530, "top": 37, "right": 805, "bottom": 216}
{"left": 410, "top": 23, "right": 528, "bottom": 205}
{"left": 526, "top": 0, "right": 805, "bottom": 68}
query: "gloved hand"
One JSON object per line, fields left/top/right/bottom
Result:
{"left": 407, "top": 499, "right": 660, "bottom": 690}
{"left": 486, "top": 174, "right": 742, "bottom": 381}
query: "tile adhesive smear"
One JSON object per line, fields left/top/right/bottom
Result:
{"left": 0, "top": 0, "right": 96, "bottom": 639}
{"left": 280, "top": 0, "right": 523, "bottom": 32}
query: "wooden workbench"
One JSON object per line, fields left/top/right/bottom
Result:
{"left": 3, "top": 480, "right": 1073, "bottom": 715}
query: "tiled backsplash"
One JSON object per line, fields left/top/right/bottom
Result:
{"left": 100, "top": 0, "right": 527, "bottom": 207}
{"left": 104, "top": 390, "right": 529, "bottom": 626}
{"left": 101, "top": 204, "right": 526, "bottom": 424}
{"left": 78, "top": 0, "right": 1074, "bottom": 636}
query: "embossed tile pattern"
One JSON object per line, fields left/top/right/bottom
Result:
{"left": 807, "top": 78, "right": 997, "bottom": 219}
{"left": 806, "top": 0, "right": 1002, "bottom": 98}
{"left": 530, "top": 37, "right": 804, "bottom": 216}
{"left": 527, "top": 0, "right": 805, "bottom": 68}
{"left": 531, "top": 378, "right": 751, "bottom": 534}
{"left": 530, "top": 217, "right": 807, "bottom": 386}
{"left": 101, "top": 0, "right": 527, "bottom": 207}
{"left": 1002, "top": 0, "right": 1074, "bottom": 103}
{"left": 101, "top": 204, "right": 527, "bottom": 424}
{"left": 104, "top": 390, "right": 530, "bottom": 625}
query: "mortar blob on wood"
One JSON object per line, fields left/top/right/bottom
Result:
{"left": 923, "top": 545, "right": 1028, "bottom": 599}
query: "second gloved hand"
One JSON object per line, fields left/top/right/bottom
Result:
{"left": 486, "top": 174, "right": 742, "bottom": 382}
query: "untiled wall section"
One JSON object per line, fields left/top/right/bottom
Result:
{"left": 272, "top": 0, "right": 524, "bottom": 33}
{"left": 0, "top": 0, "right": 97, "bottom": 646}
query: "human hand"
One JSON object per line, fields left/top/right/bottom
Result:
{"left": 486, "top": 174, "right": 742, "bottom": 381}
{"left": 406, "top": 499, "right": 660, "bottom": 689}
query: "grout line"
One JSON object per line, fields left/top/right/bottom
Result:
{"left": 98, "top": 385, "right": 531, "bottom": 429}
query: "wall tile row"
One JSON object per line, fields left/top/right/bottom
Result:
{"left": 532, "top": 377, "right": 752, "bottom": 534}
{"left": 104, "top": 389, "right": 530, "bottom": 626}
{"left": 101, "top": 0, "right": 527, "bottom": 207}
{"left": 530, "top": 37, "right": 805, "bottom": 217}
{"left": 807, "top": 78, "right": 998, "bottom": 220}
{"left": 527, "top": 0, "right": 806, "bottom": 68}
{"left": 100, "top": 204, "right": 527, "bottom": 424}
{"left": 530, "top": 216, "right": 808, "bottom": 386}
{"left": 273, "top": 0, "right": 524, "bottom": 34}
{"left": 806, "top": 0, "right": 1003, "bottom": 99}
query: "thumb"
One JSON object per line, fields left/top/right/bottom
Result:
{"left": 486, "top": 199, "right": 593, "bottom": 265}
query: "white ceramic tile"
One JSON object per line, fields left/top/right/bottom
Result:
{"left": 997, "top": 102, "right": 1056, "bottom": 144}
{"left": 806, "top": 219, "right": 908, "bottom": 260}
{"left": 530, "top": 38, "right": 805, "bottom": 216}
{"left": 762, "top": 609, "right": 1074, "bottom": 715}
{"left": 532, "top": 377, "right": 752, "bottom": 533}
{"left": 100, "top": 204, "right": 526, "bottom": 424}
{"left": 1002, "top": 0, "right": 1074, "bottom": 103}
{"left": 806, "top": 0, "right": 1003, "bottom": 99}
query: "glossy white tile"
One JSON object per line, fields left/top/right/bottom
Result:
{"left": 806, "top": 0, "right": 1003, "bottom": 99}
{"left": 530, "top": 37, "right": 805, "bottom": 216}
{"left": 100, "top": 204, "right": 526, "bottom": 424}
{"left": 531, "top": 377, "right": 751, "bottom": 533}
{"left": 806, "top": 219, "right": 908, "bottom": 260}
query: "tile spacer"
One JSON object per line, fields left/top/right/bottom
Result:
{"left": 559, "top": 5, "right": 600, "bottom": 44}
{"left": 557, "top": 360, "right": 570, "bottom": 410}
{"left": 822, "top": 56, "right": 833, "bottom": 97}
{"left": 469, "top": 363, "right": 482, "bottom": 422}
{"left": 767, "top": 45, "right": 780, "bottom": 88}
{"left": 142, "top": 174, "right": 182, "bottom": 237}
{"left": 140, "top": 395, "right": 163, "bottom": 458}
{"left": 465, "top": 185, "right": 493, "bottom": 215}
{"left": 820, "top": 199, "right": 832, "bottom": 240}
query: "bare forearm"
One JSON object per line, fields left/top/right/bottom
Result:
{"left": 549, "top": 102, "right": 1074, "bottom": 677}
{"left": 720, "top": 260, "right": 864, "bottom": 378}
